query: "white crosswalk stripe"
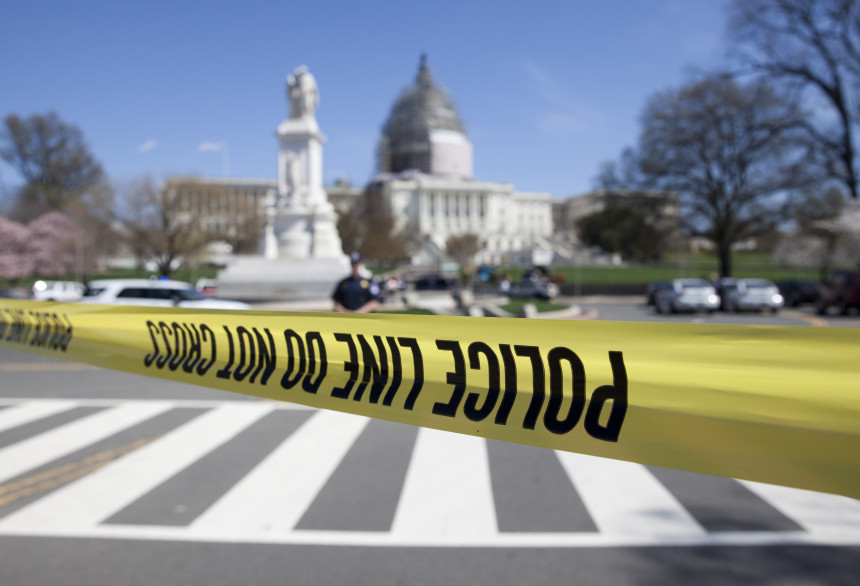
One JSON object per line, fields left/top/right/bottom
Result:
{"left": 0, "top": 398, "right": 858, "bottom": 548}
{"left": 740, "top": 480, "right": 860, "bottom": 538}
{"left": 191, "top": 410, "right": 369, "bottom": 535}
{"left": 0, "top": 400, "right": 79, "bottom": 433}
{"left": 557, "top": 451, "right": 705, "bottom": 537}
{"left": 392, "top": 427, "right": 497, "bottom": 539}
{"left": 0, "top": 402, "right": 274, "bottom": 534}
{"left": 0, "top": 401, "right": 174, "bottom": 484}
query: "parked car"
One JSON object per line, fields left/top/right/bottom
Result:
{"left": 410, "top": 275, "right": 457, "bottom": 291}
{"left": 644, "top": 281, "right": 671, "bottom": 306}
{"left": 29, "top": 280, "right": 85, "bottom": 302}
{"left": 506, "top": 278, "right": 559, "bottom": 300}
{"left": 80, "top": 279, "right": 251, "bottom": 310}
{"left": 654, "top": 278, "right": 720, "bottom": 314}
{"left": 775, "top": 279, "right": 820, "bottom": 307}
{"left": 816, "top": 271, "right": 860, "bottom": 316}
{"left": 0, "top": 288, "right": 26, "bottom": 299}
{"left": 195, "top": 278, "right": 218, "bottom": 296}
{"left": 712, "top": 277, "right": 736, "bottom": 311}
{"left": 721, "top": 278, "right": 784, "bottom": 313}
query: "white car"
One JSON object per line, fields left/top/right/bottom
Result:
{"left": 80, "top": 279, "right": 251, "bottom": 310}
{"left": 654, "top": 278, "right": 720, "bottom": 314}
{"left": 721, "top": 278, "right": 784, "bottom": 314}
{"left": 30, "top": 280, "right": 85, "bottom": 302}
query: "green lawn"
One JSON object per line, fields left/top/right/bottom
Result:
{"left": 499, "top": 251, "right": 826, "bottom": 285}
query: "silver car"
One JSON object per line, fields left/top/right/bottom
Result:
{"left": 30, "top": 280, "right": 85, "bottom": 302}
{"left": 654, "top": 278, "right": 720, "bottom": 314}
{"left": 721, "top": 278, "right": 784, "bottom": 314}
{"left": 506, "top": 278, "right": 559, "bottom": 300}
{"left": 80, "top": 279, "right": 250, "bottom": 310}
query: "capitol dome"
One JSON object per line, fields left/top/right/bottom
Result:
{"left": 377, "top": 55, "right": 473, "bottom": 178}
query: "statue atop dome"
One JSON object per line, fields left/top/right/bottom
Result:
{"left": 416, "top": 53, "right": 433, "bottom": 86}
{"left": 287, "top": 65, "right": 319, "bottom": 119}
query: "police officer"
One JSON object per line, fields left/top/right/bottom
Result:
{"left": 332, "top": 252, "right": 381, "bottom": 313}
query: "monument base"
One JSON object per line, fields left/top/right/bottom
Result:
{"left": 216, "top": 255, "right": 350, "bottom": 301}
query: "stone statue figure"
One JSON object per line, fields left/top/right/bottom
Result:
{"left": 287, "top": 65, "right": 319, "bottom": 119}
{"left": 284, "top": 152, "right": 302, "bottom": 205}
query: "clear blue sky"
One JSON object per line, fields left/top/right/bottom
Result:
{"left": 0, "top": 0, "right": 729, "bottom": 199}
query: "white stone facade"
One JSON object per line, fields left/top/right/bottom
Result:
{"left": 373, "top": 172, "right": 553, "bottom": 265}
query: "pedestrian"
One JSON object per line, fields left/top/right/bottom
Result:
{"left": 332, "top": 252, "right": 381, "bottom": 313}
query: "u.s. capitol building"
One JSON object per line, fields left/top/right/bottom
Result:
{"left": 164, "top": 56, "right": 554, "bottom": 267}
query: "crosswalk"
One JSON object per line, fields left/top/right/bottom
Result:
{"left": 0, "top": 397, "right": 858, "bottom": 548}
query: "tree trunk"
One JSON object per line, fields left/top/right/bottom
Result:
{"left": 718, "top": 244, "right": 733, "bottom": 278}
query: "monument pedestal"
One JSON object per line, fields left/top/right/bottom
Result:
{"left": 216, "top": 255, "right": 349, "bottom": 301}
{"left": 275, "top": 211, "right": 313, "bottom": 259}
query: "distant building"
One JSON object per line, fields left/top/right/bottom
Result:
{"left": 162, "top": 177, "right": 273, "bottom": 253}
{"left": 553, "top": 189, "right": 680, "bottom": 235}
{"left": 367, "top": 173, "right": 553, "bottom": 265}
{"left": 325, "top": 179, "right": 362, "bottom": 215}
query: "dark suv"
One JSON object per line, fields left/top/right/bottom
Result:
{"left": 816, "top": 271, "right": 860, "bottom": 315}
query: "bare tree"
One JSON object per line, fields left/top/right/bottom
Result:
{"left": 114, "top": 176, "right": 208, "bottom": 277}
{"left": 342, "top": 184, "right": 411, "bottom": 263}
{"left": 728, "top": 0, "right": 860, "bottom": 199}
{"left": 335, "top": 204, "right": 363, "bottom": 255}
{"left": 0, "top": 113, "right": 105, "bottom": 220}
{"left": 595, "top": 147, "right": 654, "bottom": 192}
{"left": 638, "top": 75, "right": 809, "bottom": 277}
{"left": 781, "top": 187, "right": 846, "bottom": 277}
{"left": 445, "top": 233, "right": 480, "bottom": 268}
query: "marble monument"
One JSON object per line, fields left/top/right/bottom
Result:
{"left": 217, "top": 65, "right": 349, "bottom": 300}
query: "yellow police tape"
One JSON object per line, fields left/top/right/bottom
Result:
{"left": 1, "top": 299, "right": 858, "bottom": 499}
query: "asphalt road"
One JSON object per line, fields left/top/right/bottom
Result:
{"left": 0, "top": 301, "right": 858, "bottom": 586}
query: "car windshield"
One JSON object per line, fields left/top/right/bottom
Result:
{"left": 745, "top": 280, "right": 773, "bottom": 289}
{"left": 166, "top": 288, "right": 207, "bottom": 301}
{"left": 681, "top": 280, "right": 709, "bottom": 289}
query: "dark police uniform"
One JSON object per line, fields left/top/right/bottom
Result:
{"left": 331, "top": 273, "right": 380, "bottom": 311}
